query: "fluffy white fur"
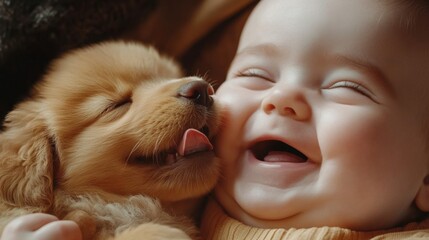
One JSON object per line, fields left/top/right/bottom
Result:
{"left": 0, "top": 41, "right": 220, "bottom": 240}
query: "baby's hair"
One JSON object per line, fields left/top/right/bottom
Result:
{"left": 425, "top": 105, "right": 429, "bottom": 154}
{"left": 386, "top": 0, "right": 429, "bottom": 153}
{"left": 389, "top": 0, "right": 429, "bottom": 10}
{"left": 385, "top": 0, "right": 429, "bottom": 30}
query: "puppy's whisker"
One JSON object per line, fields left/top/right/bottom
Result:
{"left": 152, "top": 130, "right": 170, "bottom": 165}
{"left": 125, "top": 137, "right": 145, "bottom": 165}
{"left": 153, "top": 134, "right": 163, "bottom": 163}
{"left": 207, "top": 78, "right": 219, "bottom": 89}
{"left": 153, "top": 134, "right": 163, "bottom": 154}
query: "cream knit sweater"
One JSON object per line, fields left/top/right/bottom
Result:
{"left": 200, "top": 199, "right": 429, "bottom": 240}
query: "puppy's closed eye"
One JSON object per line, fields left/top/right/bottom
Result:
{"left": 113, "top": 98, "right": 133, "bottom": 109}
{"left": 100, "top": 98, "right": 132, "bottom": 122}
{"left": 103, "top": 96, "right": 132, "bottom": 114}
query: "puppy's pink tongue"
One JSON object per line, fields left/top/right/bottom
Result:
{"left": 178, "top": 129, "right": 213, "bottom": 156}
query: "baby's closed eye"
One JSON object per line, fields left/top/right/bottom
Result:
{"left": 231, "top": 68, "right": 274, "bottom": 90}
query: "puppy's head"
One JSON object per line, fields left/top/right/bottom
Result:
{"left": 0, "top": 41, "right": 220, "bottom": 207}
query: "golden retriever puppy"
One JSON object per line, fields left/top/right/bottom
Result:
{"left": 0, "top": 41, "right": 220, "bottom": 240}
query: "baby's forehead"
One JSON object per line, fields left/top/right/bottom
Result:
{"left": 249, "top": 0, "right": 429, "bottom": 44}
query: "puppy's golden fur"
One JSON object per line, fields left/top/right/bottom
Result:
{"left": 0, "top": 41, "right": 220, "bottom": 239}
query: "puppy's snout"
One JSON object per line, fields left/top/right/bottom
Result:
{"left": 177, "top": 81, "right": 214, "bottom": 107}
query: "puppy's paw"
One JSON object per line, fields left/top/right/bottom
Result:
{"left": 113, "top": 222, "right": 191, "bottom": 240}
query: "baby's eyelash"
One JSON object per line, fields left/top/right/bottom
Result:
{"left": 235, "top": 68, "right": 273, "bottom": 82}
{"left": 330, "top": 81, "right": 374, "bottom": 99}
{"left": 237, "top": 69, "right": 259, "bottom": 77}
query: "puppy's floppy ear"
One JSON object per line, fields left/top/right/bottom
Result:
{"left": 0, "top": 100, "right": 54, "bottom": 212}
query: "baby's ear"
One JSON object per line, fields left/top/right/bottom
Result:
{"left": 0, "top": 100, "right": 54, "bottom": 212}
{"left": 415, "top": 176, "right": 429, "bottom": 212}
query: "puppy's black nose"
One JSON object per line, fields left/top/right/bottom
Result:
{"left": 178, "top": 81, "right": 213, "bottom": 107}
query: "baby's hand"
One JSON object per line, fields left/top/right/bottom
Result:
{"left": 1, "top": 213, "right": 82, "bottom": 240}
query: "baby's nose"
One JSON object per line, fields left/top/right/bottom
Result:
{"left": 177, "top": 80, "right": 214, "bottom": 107}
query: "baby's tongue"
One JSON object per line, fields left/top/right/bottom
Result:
{"left": 177, "top": 129, "right": 213, "bottom": 156}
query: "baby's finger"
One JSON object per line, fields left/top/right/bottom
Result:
{"left": 34, "top": 220, "right": 82, "bottom": 240}
{"left": 4, "top": 213, "right": 59, "bottom": 232}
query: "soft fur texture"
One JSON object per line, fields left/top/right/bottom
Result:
{"left": 0, "top": 41, "right": 220, "bottom": 240}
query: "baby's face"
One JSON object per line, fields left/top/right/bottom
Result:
{"left": 215, "top": 0, "right": 429, "bottom": 230}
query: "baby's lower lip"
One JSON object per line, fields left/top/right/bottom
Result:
{"left": 242, "top": 150, "right": 318, "bottom": 188}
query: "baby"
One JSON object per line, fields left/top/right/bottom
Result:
{"left": 201, "top": 0, "right": 429, "bottom": 239}
{"left": 2, "top": 0, "right": 429, "bottom": 239}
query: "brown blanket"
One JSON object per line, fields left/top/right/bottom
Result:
{"left": 0, "top": 0, "right": 257, "bottom": 122}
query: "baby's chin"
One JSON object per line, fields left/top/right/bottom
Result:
{"left": 213, "top": 166, "right": 316, "bottom": 227}
{"left": 214, "top": 183, "right": 416, "bottom": 231}
{"left": 214, "top": 185, "right": 304, "bottom": 229}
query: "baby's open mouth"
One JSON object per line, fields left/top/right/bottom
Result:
{"left": 250, "top": 140, "right": 308, "bottom": 163}
{"left": 134, "top": 127, "right": 213, "bottom": 165}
